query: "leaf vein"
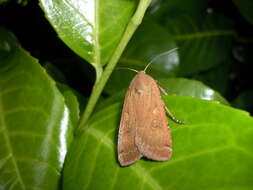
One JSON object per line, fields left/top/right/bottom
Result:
{"left": 86, "top": 128, "right": 163, "bottom": 190}
{"left": 17, "top": 157, "right": 60, "bottom": 175}
{"left": 4, "top": 107, "right": 49, "bottom": 119}
{"left": 0, "top": 94, "right": 26, "bottom": 189}
{"left": 172, "top": 30, "right": 234, "bottom": 41}
{"left": 151, "top": 146, "right": 230, "bottom": 172}
{"left": 0, "top": 86, "right": 42, "bottom": 97}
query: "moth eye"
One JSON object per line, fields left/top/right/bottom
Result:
{"left": 151, "top": 120, "right": 159, "bottom": 129}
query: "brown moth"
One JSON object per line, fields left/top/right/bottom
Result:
{"left": 117, "top": 70, "right": 174, "bottom": 166}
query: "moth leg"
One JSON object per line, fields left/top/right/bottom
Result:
{"left": 165, "top": 106, "right": 185, "bottom": 124}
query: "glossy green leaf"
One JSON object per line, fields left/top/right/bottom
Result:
{"left": 104, "top": 71, "right": 228, "bottom": 105}
{"left": 57, "top": 83, "right": 80, "bottom": 131}
{"left": 164, "top": 13, "right": 234, "bottom": 76}
{"left": 39, "top": 0, "right": 138, "bottom": 71}
{"left": 63, "top": 95, "right": 253, "bottom": 190}
{"left": 95, "top": 90, "right": 125, "bottom": 112}
{"left": 104, "top": 19, "right": 178, "bottom": 94}
{"left": 99, "top": 77, "right": 228, "bottom": 115}
{"left": 159, "top": 78, "right": 229, "bottom": 105}
{"left": 119, "top": 19, "right": 178, "bottom": 77}
{"left": 233, "top": 0, "right": 253, "bottom": 25}
{"left": 0, "top": 28, "right": 74, "bottom": 189}
{"left": 111, "top": 13, "right": 234, "bottom": 82}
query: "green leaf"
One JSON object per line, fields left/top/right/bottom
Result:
{"left": 39, "top": 0, "right": 138, "bottom": 73}
{"left": 233, "top": 0, "right": 253, "bottom": 25}
{"left": 119, "top": 19, "right": 178, "bottom": 77}
{"left": 104, "top": 71, "right": 228, "bottom": 105}
{"left": 104, "top": 18, "right": 178, "bottom": 94}
{"left": 159, "top": 78, "right": 229, "bottom": 105}
{"left": 0, "top": 28, "right": 73, "bottom": 189}
{"left": 164, "top": 13, "right": 234, "bottom": 76}
{"left": 107, "top": 13, "right": 234, "bottom": 86}
{"left": 57, "top": 83, "right": 80, "bottom": 131}
{"left": 63, "top": 95, "right": 253, "bottom": 190}
{"left": 98, "top": 75, "right": 230, "bottom": 111}
{"left": 100, "top": 77, "right": 228, "bottom": 114}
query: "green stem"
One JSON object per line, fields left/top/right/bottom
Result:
{"left": 77, "top": 0, "right": 151, "bottom": 133}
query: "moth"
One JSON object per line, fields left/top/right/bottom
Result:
{"left": 117, "top": 66, "right": 183, "bottom": 166}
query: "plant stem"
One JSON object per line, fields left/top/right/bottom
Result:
{"left": 77, "top": 0, "right": 152, "bottom": 133}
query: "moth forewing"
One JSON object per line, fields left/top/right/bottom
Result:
{"left": 134, "top": 72, "right": 172, "bottom": 161}
{"left": 117, "top": 74, "right": 142, "bottom": 166}
{"left": 118, "top": 71, "right": 172, "bottom": 166}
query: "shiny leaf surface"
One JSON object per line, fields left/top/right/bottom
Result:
{"left": 119, "top": 19, "right": 178, "bottom": 77}
{"left": 57, "top": 83, "right": 80, "bottom": 131}
{"left": 39, "top": 0, "right": 138, "bottom": 71}
{"left": 0, "top": 28, "right": 75, "bottom": 189}
{"left": 164, "top": 13, "right": 234, "bottom": 76}
{"left": 63, "top": 96, "right": 253, "bottom": 190}
{"left": 105, "top": 18, "right": 179, "bottom": 94}
{"left": 111, "top": 13, "right": 234, "bottom": 82}
{"left": 159, "top": 78, "right": 229, "bottom": 105}
{"left": 104, "top": 72, "right": 228, "bottom": 105}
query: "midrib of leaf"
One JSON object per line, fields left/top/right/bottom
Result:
{"left": 61, "top": 0, "right": 102, "bottom": 78}
{"left": 0, "top": 94, "right": 25, "bottom": 190}
{"left": 172, "top": 30, "right": 234, "bottom": 40}
{"left": 85, "top": 127, "right": 163, "bottom": 190}
{"left": 83, "top": 139, "right": 103, "bottom": 190}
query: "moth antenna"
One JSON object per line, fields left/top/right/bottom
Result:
{"left": 144, "top": 47, "right": 179, "bottom": 73}
{"left": 116, "top": 67, "right": 139, "bottom": 73}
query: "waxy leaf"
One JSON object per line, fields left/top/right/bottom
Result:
{"left": 112, "top": 13, "right": 233, "bottom": 82}
{"left": 39, "top": 0, "right": 138, "bottom": 73}
{"left": 159, "top": 78, "right": 229, "bottom": 105}
{"left": 0, "top": 28, "right": 76, "bottom": 189}
{"left": 164, "top": 14, "right": 234, "bottom": 76}
{"left": 119, "top": 19, "right": 178, "bottom": 78}
{"left": 104, "top": 73, "right": 228, "bottom": 106}
{"left": 63, "top": 96, "right": 253, "bottom": 190}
